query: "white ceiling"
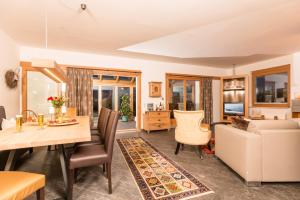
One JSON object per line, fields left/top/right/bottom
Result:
{"left": 0, "top": 0, "right": 299, "bottom": 67}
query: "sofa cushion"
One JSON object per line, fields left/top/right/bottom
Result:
{"left": 231, "top": 117, "right": 250, "bottom": 131}
{"left": 247, "top": 120, "right": 299, "bottom": 133}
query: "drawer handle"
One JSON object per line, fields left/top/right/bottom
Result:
{"left": 158, "top": 119, "right": 161, "bottom": 121}
{"left": 158, "top": 113, "right": 161, "bottom": 115}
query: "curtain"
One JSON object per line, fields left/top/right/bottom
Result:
{"left": 200, "top": 78, "right": 213, "bottom": 125}
{"left": 66, "top": 68, "right": 93, "bottom": 125}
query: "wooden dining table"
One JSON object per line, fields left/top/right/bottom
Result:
{"left": 0, "top": 116, "right": 91, "bottom": 195}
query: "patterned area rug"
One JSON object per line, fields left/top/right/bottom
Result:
{"left": 117, "top": 137, "right": 213, "bottom": 200}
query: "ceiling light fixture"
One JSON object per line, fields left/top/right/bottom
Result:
{"left": 232, "top": 64, "right": 236, "bottom": 75}
{"left": 32, "top": 0, "right": 56, "bottom": 66}
{"left": 81, "top": 3, "right": 87, "bottom": 11}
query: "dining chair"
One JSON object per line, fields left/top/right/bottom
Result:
{"left": 67, "top": 111, "right": 119, "bottom": 199}
{"left": 0, "top": 171, "right": 45, "bottom": 200}
{"left": 174, "top": 110, "right": 211, "bottom": 159}
{"left": 66, "top": 107, "right": 77, "bottom": 118}
{"left": 76, "top": 107, "right": 111, "bottom": 147}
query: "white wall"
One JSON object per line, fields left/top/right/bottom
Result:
{"left": 0, "top": 29, "right": 20, "bottom": 118}
{"left": 20, "top": 46, "right": 227, "bottom": 124}
{"left": 233, "top": 55, "right": 299, "bottom": 119}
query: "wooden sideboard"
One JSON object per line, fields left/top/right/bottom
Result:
{"left": 143, "top": 111, "right": 171, "bottom": 133}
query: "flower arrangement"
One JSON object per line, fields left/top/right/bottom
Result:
{"left": 47, "top": 96, "right": 67, "bottom": 108}
{"left": 47, "top": 96, "right": 68, "bottom": 121}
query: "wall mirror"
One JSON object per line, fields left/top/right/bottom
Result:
{"left": 252, "top": 65, "right": 290, "bottom": 107}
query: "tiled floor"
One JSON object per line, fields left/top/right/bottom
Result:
{"left": 18, "top": 129, "right": 300, "bottom": 200}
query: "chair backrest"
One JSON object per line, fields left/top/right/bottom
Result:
{"left": 98, "top": 107, "right": 112, "bottom": 140}
{"left": 174, "top": 110, "right": 204, "bottom": 132}
{"left": 104, "top": 111, "right": 119, "bottom": 159}
{"left": 66, "top": 107, "right": 77, "bottom": 118}
{"left": 0, "top": 106, "right": 6, "bottom": 131}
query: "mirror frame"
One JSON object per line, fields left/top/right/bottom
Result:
{"left": 252, "top": 64, "right": 290, "bottom": 108}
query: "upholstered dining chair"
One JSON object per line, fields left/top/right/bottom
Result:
{"left": 76, "top": 107, "right": 111, "bottom": 147}
{"left": 66, "top": 107, "right": 77, "bottom": 118}
{"left": 67, "top": 110, "right": 119, "bottom": 199}
{"left": 173, "top": 110, "right": 211, "bottom": 159}
{"left": 0, "top": 171, "right": 45, "bottom": 200}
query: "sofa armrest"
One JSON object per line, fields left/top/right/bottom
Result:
{"left": 259, "top": 129, "right": 300, "bottom": 181}
{"left": 215, "top": 125, "right": 262, "bottom": 182}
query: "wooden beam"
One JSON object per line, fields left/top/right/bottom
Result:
{"left": 166, "top": 72, "right": 220, "bottom": 80}
{"left": 93, "top": 80, "right": 135, "bottom": 87}
{"left": 58, "top": 64, "right": 141, "bottom": 76}
{"left": 130, "top": 77, "right": 135, "bottom": 83}
{"left": 137, "top": 74, "right": 142, "bottom": 131}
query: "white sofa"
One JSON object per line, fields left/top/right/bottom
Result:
{"left": 215, "top": 120, "right": 300, "bottom": 185}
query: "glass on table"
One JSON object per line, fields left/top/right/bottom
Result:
{"left": 16, "top": 115, "right": 23, "bottom": 132}
{"left": 38, "top": 114, "right": 44, "bottom": 128}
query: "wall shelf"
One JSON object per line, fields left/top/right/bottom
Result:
{"left": 221, "top": 75, "right": 249, "bottom": 121}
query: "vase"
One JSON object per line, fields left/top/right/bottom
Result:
{"left": 122, "top": 116, "right": 128, "bottom": 122}
{"left": 54, "top": 107, "right": 62, "bottom": 122}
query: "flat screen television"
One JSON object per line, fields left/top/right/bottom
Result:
{"left": 224, "top": 103, "right": 244, "bottom": 116}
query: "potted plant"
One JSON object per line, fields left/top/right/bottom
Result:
{"left": 120, "top": 94, "right": 132, "bottom": 122}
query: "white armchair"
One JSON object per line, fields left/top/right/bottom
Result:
{"left": 174, "top": 110, "right": 211, "bottom": 158}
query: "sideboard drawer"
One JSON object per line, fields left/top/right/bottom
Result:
{"left": 148, "top": 123, "right": 170, "bottom": 130}
{"left": 148, "top": 111, "right": 169, "bottom": 118}
{"left": 147, "top": 117, "right": 170, "bottom": 123}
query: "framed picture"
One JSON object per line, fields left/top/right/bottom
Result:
{"left": 147, "top": 103, "right": 154, "bottom": 111}
{"left": 149, "top": 82, "right": 162, "bottom": 97}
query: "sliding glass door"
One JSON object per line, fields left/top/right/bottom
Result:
{"left": 186, "top": 80, "right": 201, "bottom": 111}
{"left": 168, "top": 80, "right": 184, "bottom": 112}
{"left": 166, "top": 75, "right": 203, "bottom": 119}
{"left": 102, "top": 86, "right": 115, "bottom": 110}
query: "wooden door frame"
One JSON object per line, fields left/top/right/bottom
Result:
{"left": 165, "top": 73, "right": 220, "bottom": 127}
{"left": 165, "top": 73, "right": 220, "bottom": 111}
{"left": 21, "top": 61, "right": 142, "bottom": 131}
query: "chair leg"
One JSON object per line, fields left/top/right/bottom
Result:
{"left": 29, "top": 148, "right": 34, "bottom": 154}
{"left": 196, "top": 146, "right": 203, "bottom": 160}
{"left": 67, "top": 169, "right": 74, "bottom": 200}
{"left": 47, "top": 145, "right": 51, "bottom": 151}
{"left": 103, "top": 164, "right": 106, "bottom": 174}
{"left": 74, "top": 169, "right": 78, "bottom": 183}
{"left": 175, "top": 143, "right": 181, "bottom": 155}
{"left": 107, "top": 162, "right": 112, "bottom": 194}
{"left": 36, "top": 187, "right": 45, "bottom": 200}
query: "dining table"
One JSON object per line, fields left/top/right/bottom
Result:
{"left": 0, "top": 116, "right": 91, "bottom": 196}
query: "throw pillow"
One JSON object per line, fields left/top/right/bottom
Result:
{"left": 231, "top": 116, "right": 250, "bottom": 131}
